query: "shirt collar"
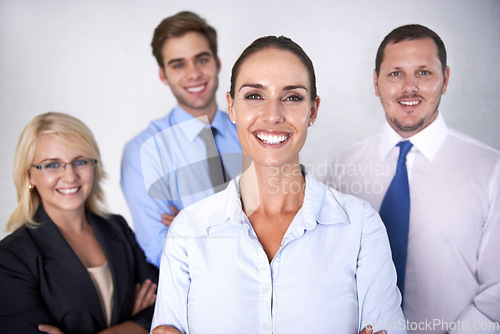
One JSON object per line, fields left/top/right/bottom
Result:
{"left": 203, "top": 174, "right": 245, "bottom": 236}
{"left": 204, "top": 166, "right": 349, "bottom": 236}
{"left": 379, "top": 112, "right": 448, "bottom": 161}
{"left": 293, "top": 167, "right": 350, "bottom": 234}
{"left": 210, "top": 107, "right": 230, "bottom": 138}
{"left": 169, "top": 105, "right": 225, "bottom": 143}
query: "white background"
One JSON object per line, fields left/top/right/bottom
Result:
{"left": 1, "top": 0, "right": 499, "bottom": 240}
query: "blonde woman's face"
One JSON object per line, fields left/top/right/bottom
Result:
{"left": 29, "top": 134, "right": 94, "bottom": 218}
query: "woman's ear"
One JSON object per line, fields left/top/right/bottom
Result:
{"left": 28, "top": 171, "right": 35, "bottom": 187}
{"left": 309, "top": 96, "right": 320, "bottom": 125}
{"left": 226, "top": 92, "right": 236, "bottom": 124}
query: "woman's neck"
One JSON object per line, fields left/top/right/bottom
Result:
{"left": 240, "top": 162, "right": 305, "bottom": 217}
{"left": 44, "top": 206, "right": 88, "bottom": 235}
{"left": 44, "top": 205, "right": 107, "bottom": 268}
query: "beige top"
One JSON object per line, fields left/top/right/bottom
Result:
{"left": 87, "top": 262, "right": 114, "bottom": 326}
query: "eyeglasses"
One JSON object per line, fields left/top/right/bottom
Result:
{"left": 31, "top": 158, "right": 98, "bottom": 174}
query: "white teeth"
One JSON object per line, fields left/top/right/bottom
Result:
{"left": 186, "top": 85, "right": 205, "bottom": 93}
{"left": 399, "top": 100, "right": 420, "bottom": 106}
{"left": 58, "top": 187, "right": 79, "bottom": 194}
{"left": 256, "top": 133, "right": 288, "bottom": 144}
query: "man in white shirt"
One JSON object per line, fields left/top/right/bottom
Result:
{"left": 325, "top": 24, "right": 500, "bottom": 334}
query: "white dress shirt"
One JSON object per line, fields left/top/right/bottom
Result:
{"left": 151, "top": 167, "right": 405, "bottom": 334}
{"left": 326, "top": 113, "right": 500, "bottom": 334}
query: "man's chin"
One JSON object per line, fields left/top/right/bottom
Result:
{"left": 390, "top": 118, "right": 427, "bottom": 136}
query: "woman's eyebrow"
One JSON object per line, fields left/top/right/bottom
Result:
{"left": 284, "top": 85, "right": 307, "bottom": 91}
{"left": 239, "top": 84, "right": 307, "bottom": 92}
{"left": 239, "top": 83, "right": 264, "bottom": 92}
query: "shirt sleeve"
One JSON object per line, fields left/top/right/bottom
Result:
{"left": 151, "top": 211, "right": 190, "bottom": 333}
{"left": 450, "top": 160, "right": 500, "bottom": 334}
{"left": 356, "top": 201, "right": 407, "bottom": 334}
{"left": 121, "top": 139, "right": 173, "bottom": 267}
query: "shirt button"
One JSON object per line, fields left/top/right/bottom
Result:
{"left": 265, "top": 284, "right": 271, "bottom": 292}
{"left": 264, "top": 323, "right": 271, "bottom": 331}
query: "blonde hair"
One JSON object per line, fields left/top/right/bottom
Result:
{"left": 7, "top": 112, "right": 108, "bottom": 231}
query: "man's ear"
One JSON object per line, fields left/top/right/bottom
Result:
{"left": 441, "top": 66, "right": 450, "bottom": 94}
{"left": 216, "top": 56, "right": 221, "bottom": 73}
{"left": 373, "top": 69, "right": 380, "bottom": 97}
{"left": 159, "top": 67, "right": 170, "bottom": 86}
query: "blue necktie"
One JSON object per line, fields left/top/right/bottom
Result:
{"left": 379, "top": 141, "right": 413, "bottom": 299}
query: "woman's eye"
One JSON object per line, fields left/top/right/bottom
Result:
{"left": 73, "top": 159, "right": 89, "bottom": 167}
{"left": 245, "top": 94, "right": 262, "bottom": 100}
{"left": 45, "top": 162, "right": 61, "bottom": 169}
{"left": 286, "top": 95, "right": 303, "bottom": 102}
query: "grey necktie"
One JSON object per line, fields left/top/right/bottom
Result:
{"left": 198, "top": 127, "right": 227, "bottom": 188}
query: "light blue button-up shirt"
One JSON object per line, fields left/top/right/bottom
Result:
{"left": 152, "top": 168, "right": 405, "bottom": 333}
{"left": 120, "top": 106, "right": 242, "bottom": 267}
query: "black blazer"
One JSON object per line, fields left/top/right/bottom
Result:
{"left": 0, "top": 207, "right": 158, "bottom": 334}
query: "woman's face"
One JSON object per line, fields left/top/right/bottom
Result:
{"left": 227, "top": 48, "right": 319, "bottom": 169}
{"left": 29, "top": 134, "right": 95, "bottom": 218}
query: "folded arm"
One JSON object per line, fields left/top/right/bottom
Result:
{"left": 121, "top": 142, "right": 175, "bottom": 267}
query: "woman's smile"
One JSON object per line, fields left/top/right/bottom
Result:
{"left": 254, "top": 130, "right": 292, "bottom": 146}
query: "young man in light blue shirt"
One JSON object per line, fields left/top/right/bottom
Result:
{"left": 121, "top": 11, "right": 241, "bottom": 267}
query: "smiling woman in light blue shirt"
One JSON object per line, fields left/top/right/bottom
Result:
{"left": 151, "top": 36, "right": 405, "bottom": 334}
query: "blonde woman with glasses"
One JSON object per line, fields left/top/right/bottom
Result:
{"left": 0, "top": 112, "right": 158, "bottom": 334}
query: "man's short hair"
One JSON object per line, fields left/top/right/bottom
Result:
{"left": 375, "top": 24, "right": 447, "bottom": 76}
{"left": 151, "top": 11, "right": 218, "bottom": 69}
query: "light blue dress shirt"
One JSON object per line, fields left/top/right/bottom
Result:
{"left": 120, "top": 106, "right": 241, "bottom": 267}
{"left": 151, "top": 167, "right": 405, "bottom": 333}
